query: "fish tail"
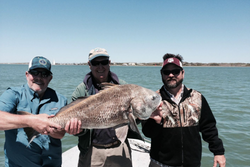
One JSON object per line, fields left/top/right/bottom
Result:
{"left": 23, "top": 127, "right": 40, "bottom": 146}
{"left": 17, "top": 111, "right": 40, "bottom": 145}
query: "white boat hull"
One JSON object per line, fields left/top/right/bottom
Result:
{"left": 62, "top": 138, "right": 151, "bottom": 167}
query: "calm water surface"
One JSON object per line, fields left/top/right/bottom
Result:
{"left": 0, "top": 64, "right": 249, "bottom": 167}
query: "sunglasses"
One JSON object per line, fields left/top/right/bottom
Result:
{"left": 28, "top": 69, "right": 51, "bottom": 78}
{"left": 91, "top": 59, "right": 109, "bottom": 66}
{"left": 161, "top": 69, "right": 182, "bottom": 76}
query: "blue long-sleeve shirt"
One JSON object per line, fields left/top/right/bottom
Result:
{"left": 0, "top": 83, "right": 67, "bottom": 167}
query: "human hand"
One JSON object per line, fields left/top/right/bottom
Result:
{"left": 150, "top": 102, "right": 163, "bottom": 124}
{"left": 29, "top": 114, "right": 62, "bottom": 135}
{"left": 65, "top": 118, "right": 82, "bottom": 135}
{"left": 213, "top": 155, "right": 226, "bottom": 167}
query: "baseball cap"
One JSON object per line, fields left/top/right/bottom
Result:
{"left": 28, "top": 56, "right": 52, "bottom": 74}
{"left": 88, "top": 48, "right": 109, "bottom": 61}
{"left": 162, "top": 57, "right": 183, "bottom": 69}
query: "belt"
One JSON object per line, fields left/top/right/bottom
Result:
{"left": 92, "top": 140, "right": 120, "bottom": 148}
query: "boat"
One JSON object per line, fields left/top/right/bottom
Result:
{"left": 62, "top": 138, "right": 151, "bottom": 167}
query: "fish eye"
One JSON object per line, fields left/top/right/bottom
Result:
{"left": 152, "top": 95, "right": 156, "bottom": 100}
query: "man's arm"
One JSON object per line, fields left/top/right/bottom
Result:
{"left": 149, "top": 102, "right": 163, "bottom": 124}
{"left": 0, "top": 110, "right": 62, "bottom": 134}
{"left": 199, "top": 95, "right": 226, "bottom": 165}
{"left": 71, "top": 82, "right": 88, "bottom": 101}
{"left": 142, "top": 102, "right": 163, "bottom": 138}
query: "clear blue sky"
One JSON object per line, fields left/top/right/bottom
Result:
{"left": 0, "top": 0, "right": 249, "bottom": 64}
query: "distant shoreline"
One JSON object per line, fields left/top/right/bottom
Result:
{"left": 0, "top": 62, "right": 250, "bottom": 67}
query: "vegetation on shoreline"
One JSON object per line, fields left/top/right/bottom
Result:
{"left": 1, "top": 62, "right": 250, "bottom": 67}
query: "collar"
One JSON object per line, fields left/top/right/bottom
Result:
{"left": 83, "top": 71, "right": 119, "bottom": 92}
{"left": 164, "top": 84, "right": 184, "bottom": 104}
{"left": 25, "top": 83, "right": 53, "bottom": 103}
{"left": 25, "top": 83, "right": 39, "bottom": 101}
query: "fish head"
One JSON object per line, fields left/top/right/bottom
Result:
{"left": 130, "top": 86, "right": 162, "bottom": 120}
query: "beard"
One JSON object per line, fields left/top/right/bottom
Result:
{"left": 163, "top": 77, "right": 183, "bottom": 89}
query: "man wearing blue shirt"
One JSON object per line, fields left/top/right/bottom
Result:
{"left": 0, "top": 56, "right": 67, "bottom": 167}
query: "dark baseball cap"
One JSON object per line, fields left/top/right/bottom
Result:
{"left": 28, "top": 56, "right": 52, "bottom": 74}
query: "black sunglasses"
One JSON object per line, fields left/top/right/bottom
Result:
{"left": 28, "top": 69, "right": 51, "bottom": 78}
{"left": 91, "top": 59, "right": 109, "bottom": 66}
{"left": 161, "top": 69, "right": 182, "bottom": 76}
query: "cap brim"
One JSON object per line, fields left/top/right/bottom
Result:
{"left": 29, "top": 65, "right": 52, "bottom": 74}
{"left": 89, "top": 54, "right": 109, "bottom": 61}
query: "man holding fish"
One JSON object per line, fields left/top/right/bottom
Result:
{"left": 0, "top": 51, "right": 161, "bottom": 167}
{"left": 0, "top": 56, "right": 67, "bottom": 166}
{"left": 65, "top": 48, "right": 159, "bottom": 167}
{"left": 142, "top": 53, "right": 226, "bottom": 167}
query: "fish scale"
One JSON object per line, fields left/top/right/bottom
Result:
{"left": 19, "top": 83, "right": 162, "bottom": 144}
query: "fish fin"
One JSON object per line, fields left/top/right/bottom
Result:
{"left": 23, "top": 127, "right": 40, "bottom": 143}
{"left": 17, "top": 111, "right": 40, "bottom": 145}
{"left": 55, "top": 97, "right": 88, "bottom": 115}
{"left": 100, "top": 82, "right": 118, "bottom": 90}
{"left": 24, "top": 129, "right": 40, "bottom": 147}
{"left": 17, "top": 111, "right": 32, "bottom": 115}
{"left": 128, "top": 113, "right": 138, "bottom": 132}
{"left": 76, "top": 96, "right": 89, "bottom": 100}
{"left": 128, "top": 113, "right": 144, "bottom": 141}
{"left": 115, "top": 125, "right": 129, "bottom": 144}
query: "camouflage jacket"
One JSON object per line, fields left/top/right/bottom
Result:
{"left": 142, "top": 85, "right": 225, "bottom": 166}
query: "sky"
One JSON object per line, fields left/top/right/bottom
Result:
{"left": 0, "top": 0, "right": 250, "bottom": 64}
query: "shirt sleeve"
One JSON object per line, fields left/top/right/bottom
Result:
{"left": 142, "top": 118, "right": 163, "bottom": 138}
{"left": 71, "top": 83, "right": 90, "bottom": 136}
{"left": 71, "top": 83, "right": 88, "bottom": 102}
{"left": 0, "top": 88, "right": 19, "bottom": 113}
{"left": 199, "top": 95, "right": 225, "bottom": 155}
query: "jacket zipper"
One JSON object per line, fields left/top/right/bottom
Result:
{"left": 178, "top": 103, "right": 184, "bottom": 165}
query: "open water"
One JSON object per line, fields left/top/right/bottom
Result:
{"left": 0, "top": 64, "right": 249, "bottom": 167}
